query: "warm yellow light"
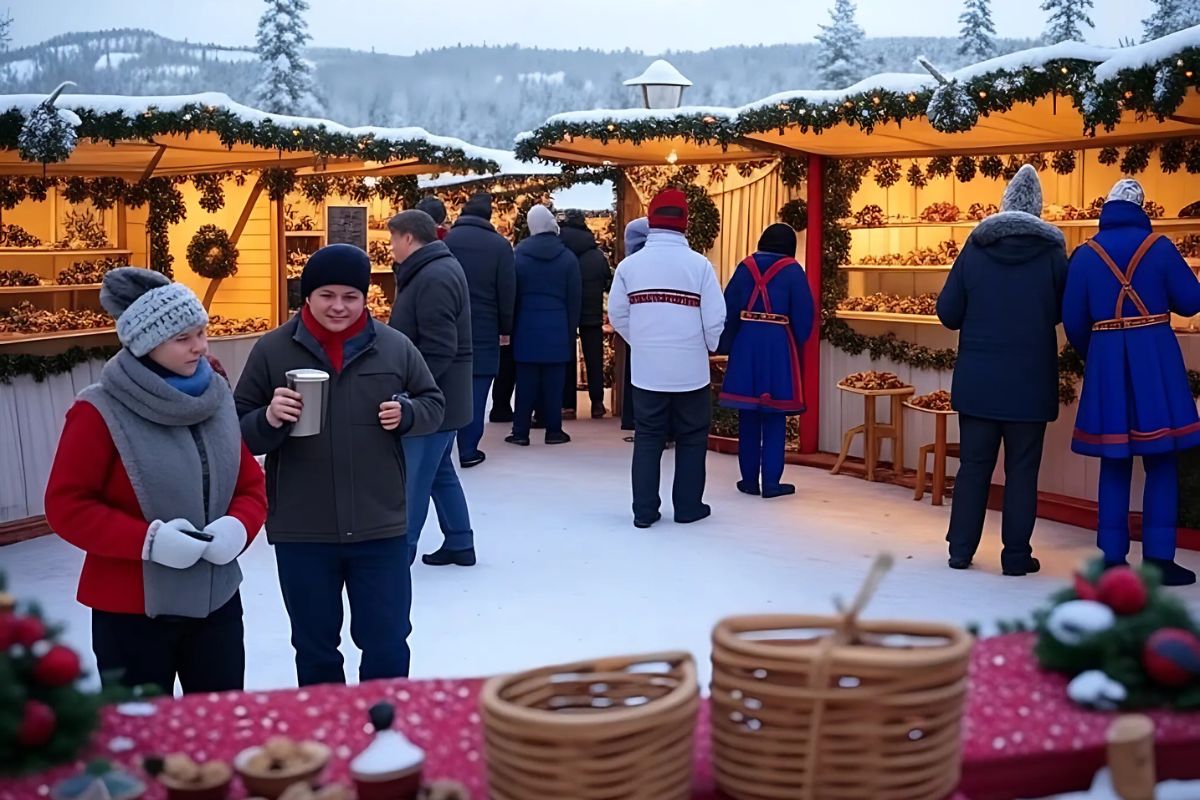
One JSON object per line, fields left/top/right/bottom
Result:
{"left": 1124, "top": 90, "right": 1134, "bottom": 99}
{"left": 1188, "top": 71, "right": 1196, "bottom": 79}
{"left": 703, "top": 115, "right": 716, "bottom": 123}
{"left": 978, "top": 90, "right": 988, "bottom": 99}
{"left": 666, "top": 149, "right": 679, "bottom": 165}
{"left": 607, "top": 124, "right": 616, "bottom": 131}
{"left": 872, "top": 96, "right": 881, "bottom": 105}
{"left": 1060, "top": 66, "right": 1069, "bottom": 74}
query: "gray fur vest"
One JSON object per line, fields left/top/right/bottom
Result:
{"left": 79, "top": 349, "right": 243, "bottom": 619}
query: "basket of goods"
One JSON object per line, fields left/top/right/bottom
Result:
{"left": 839, "top": 293, "right": 938, "bottom": 315}
{"left": 56, "top": 256, "right": 127, "bottom": 285}
{"left": 144, "top": 753, "right": 232, "bottom": 800}
{"left": 839, "top": 371, "right": 908, "bottom": 391}
{"left": 368, "top": 239, "right": 394, "bottom": 267}
{"left": 966, "top": 202, "right": 998, "bottom": 221}
{"left": 919, "top": 202, "right": 961, "bottom": 223}
{"left": 0, "top": 223, "right": 42, "bottom": 247}
{"left": 1144, "top": 201, "right": 1166, "bottom": 219}
{"left": 480, "top": 651, "right": 699, "bottom": 800}
{"left": 0, "top": 269, "right": 42, "bottom": 286}
{"left": 1176, "top": 234, "right": 1200, "bottom": 258}
{"left": 233, "top": 737, "right": 331, "bottom": 800}
{"left": 853, "top": 204, "right": 886, "bottom": 227}
{"left": 909, "top": 389, "right": 952, "bottom": 412}
{"left": 711, "top": 555, "right": 973, "bottom": 800}
{"left": 1086, "top": 196, "right": 1106, "bottom": 219}
{"left": 207, "top": 316, "right": 270, "bottom": 337}
{"left": 0, "top": 301, "right": 111, "bottom": 335}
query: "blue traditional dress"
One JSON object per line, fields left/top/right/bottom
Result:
{"left": 718, "top": 252, "right": 814, "bottom": 494}
{"left": 1063, "top": 200, "right": 1200, "bottom": 563}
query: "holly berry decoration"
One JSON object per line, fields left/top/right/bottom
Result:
{"left": 17, "top": 700, "right": 57, "bottom": 748}
{"left": 34, "top": 644, "right": 81, "bottom": 687}
{"left": 1096, "top": 567, "right": 1149, "bottom": 615}
{"left": 10, "top": 614, "right": 47, "bottom": 648}
{"left": 1143, "top": 628, "right": 1200, "bottom": 688}
{"left": 1073, "top": 572, "right": 1099, "bottom": 602}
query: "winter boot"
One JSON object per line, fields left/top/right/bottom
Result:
{"left": 1002, "top": 556, "right": 1041, "bottom": 577}
{"left": 736, "top": 480, "right": 760, "bottom": 496}
{"left": 762, "top": 484, "right": 796, "bottom": 499}
{"left": 422, "top": 546, "right": 476, "bottom": 567}
{"left": 1144, "top": 558, "right": 1197, "bottom": 586}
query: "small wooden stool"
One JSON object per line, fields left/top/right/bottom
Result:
{"left": 831, "top": 383, "right": 915, "bottom": 481}
{"left": 907, "top": 402, "right": 959, "bottom": 506}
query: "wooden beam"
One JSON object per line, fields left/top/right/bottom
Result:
{"left": 736, "top": 137, "right": 810, "bottom": 159}
{"left": 138, "top": 145, "right": 168, "bottom": 183}
{"left": 203, "top": 174, "right": 264, "bottom": 310}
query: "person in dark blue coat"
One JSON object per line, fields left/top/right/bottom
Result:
{"left": 1064, "top": 179, "right": 1200, "bottom": 586}
{"left": 444, "top": 192, "right": 516, "bottom": 468}
{"left": 717, "top": 223, "right": 813, "bottom": 498}
{"left": 506, "top": 205, "right": 581, "bottom": 446}
{"left": 937, "top": 165, "right": 1067, "bottom": 577}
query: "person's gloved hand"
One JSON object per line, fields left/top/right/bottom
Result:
{"left": 201, "top": 516, "right": 248, "bottom": 565}
{"left": 144, "top": 518, "right": 207, "bottom": 569}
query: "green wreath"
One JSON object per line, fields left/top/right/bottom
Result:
{"left": 779, "top": 198, "right": 809, "bottom": 232}
{"left": 186, "top": 225, "right": 239, "bottom": 280}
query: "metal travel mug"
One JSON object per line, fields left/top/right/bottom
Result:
{"left": 285, "top": 368, "right": 330, "bottom": 437}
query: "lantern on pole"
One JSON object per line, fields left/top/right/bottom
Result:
{"left": 624, "top": 60, "right": 693, "bottom": 109}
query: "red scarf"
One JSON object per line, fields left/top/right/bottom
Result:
{"left": 301, "top": 305, "right": 368, "bottom": 373}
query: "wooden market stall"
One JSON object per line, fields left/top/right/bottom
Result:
{"left": 517, "top": 26, "right": 1200, "bottom": 538}
{"left": 0, "top": 91, "right": 497, "bottom": 533}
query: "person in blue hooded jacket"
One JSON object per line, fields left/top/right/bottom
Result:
{"left": 1063, "top": 179, "right": 1200, "bottom": 586}
{"left": 937, "top": 165, "right": 1067, "bottom": 577}
{"left": 717, "top": 223, "right": 814, "bottom": 498}
{"left": 506, "top": 205, "right": 582, "bottom": 446}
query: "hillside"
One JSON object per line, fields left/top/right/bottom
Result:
{"left": 0, "top": 29, "right": 1038, "bottom": 148}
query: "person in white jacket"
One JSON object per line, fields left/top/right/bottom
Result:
{"left": 609, "top": 188, "right": 726, "bottom": 528}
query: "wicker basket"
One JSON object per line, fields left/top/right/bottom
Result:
{"left": 710, "top": 556, "right": 973, "bottom": 800}
{"left": 480, "top": 651, "right": 699, "bottom": 800}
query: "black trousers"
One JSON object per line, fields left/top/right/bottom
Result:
{"left": 92, "top": 592, "right": 244, "bottom": 695}
{"left": 491, "top": 344, "right": 516, "bottom": 418}
{"left": 620, "top": 341, "right": 635, "bottom": 430}
{"left": 516, "top": 362, "right": 567, "bottom": 438}
{"left": 632, "top": 386, "right": 711, "bottom": 521}
{"left": 946, "top": 415, "right": 1047, "bottom": 570}
{"left": 564, "top": 327, "right": 606, "bottom": 411}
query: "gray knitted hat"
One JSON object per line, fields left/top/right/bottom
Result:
{"left": 1000, "top": 164, "right": 1043, "bottom": 216}
{"left": 100, "top": 267, "right": 209, "bottom": 357}
{"left": 1107, "top": 178, "right": 1145, "bottom": 207}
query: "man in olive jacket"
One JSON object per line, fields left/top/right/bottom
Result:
{"left": 388, "top": 210, "right": 478, "bottom": 568}
{"left": 235, "top": 243, "right": 445, "bottom": 686}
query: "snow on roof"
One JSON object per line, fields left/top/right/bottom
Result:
{"left": 530, "top": 104, "right": 736, "bottom": 130}
{"left": 1094, "top": 23, "right": 1200, "bottom": 82}
{"left": 950, "top": 40, "right": 1115, "bottom": 82}
{"left": 419, "top": 147, "right": 560, "bottom": 188}
{"left": 624, "top": 59, "right": 693, "bottom": 87}
{"left": 0, "top": 91, "right": 498, "bottom": 165}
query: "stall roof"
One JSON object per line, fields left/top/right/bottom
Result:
{"left": 518, "top": 27, "right": 1200, "bottom": 164}
{"left": 0, "top": 92, "right": 500, "bottom": 178}
{"left": 418, "top": 147, "right": 561, "bottom": 189}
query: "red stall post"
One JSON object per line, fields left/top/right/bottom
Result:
{"left": 801, "top": 153, "right": 823, "bottom": 454}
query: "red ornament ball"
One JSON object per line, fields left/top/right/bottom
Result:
{"left": 33, "top": 644, "right": 81, "bottom": 687}
{"left": 0, "top": 612, "right": 17, "bottom": 649}
{"left": 1096, "top": 567, "right": 1148, "bottom": 615}
{"left": 10, "top": 615, "right": 47, "bottom": 647}
{"left": 17, "top": 700, "right": 56, "bottom": 748}
{"left": 1073, "top": 573, "right": 1099, "bottom": 602}
{"left": 1143, "top": 628, "right": 1200, "bottom": 687}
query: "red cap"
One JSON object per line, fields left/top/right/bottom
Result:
{"left": 648, "top": 188, "right": 689, "bottom": 233}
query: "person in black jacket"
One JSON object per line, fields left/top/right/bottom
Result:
{"left": 936, "top": 165, "right": 1068, "bottom": 577}
{"left": 506, "top": 205, "right": 582, "bottom": 446}
{"left": 388, "top": 210, "right": 478, "bottom": 568}
{"left": 559, "top": 209, "right": 612, "bottom": 419}
{"left": 445, "top": 192, "right": 515, "bottom": 468}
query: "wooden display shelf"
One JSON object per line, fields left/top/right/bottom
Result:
{"left": 285, "top": 230, "right": 325, "bottom": 237}
{"left": 835, "top": 310, "right": 941, "bottom": 325}
{"left": 0, "top": 247, "right": 132, "bottom": 256}
{"left": 840, "top": 264, "right": 952, "bottom": 273}
{"left": 846, "top": 217, "right": 1200, "bottom": 231}
{"left": 0, "top": 326, "right": 116, "bottom": 345}
{"left": 0, "top": 283, "right": 102, "bottom": 295}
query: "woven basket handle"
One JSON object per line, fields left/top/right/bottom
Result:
{"left": 833, "top": 553, "right": 894, "bottom": 644}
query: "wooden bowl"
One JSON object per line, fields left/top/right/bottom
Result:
{"left": 233, "top": 743, "right": 330, "bottom": 800}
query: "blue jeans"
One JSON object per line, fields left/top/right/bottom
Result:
{"left": 457, "top": 375, "right": 495, "bottom": 461}
{"left": 403, "top": 430, "right": 474, "bottom": 562}
{"left": 274, "top": 538, "right": 411, "bottom": 686}
{"left": 737, "top": 410, "right": 787, "bottom": 490}
{"left": 1099, "top": 454, "right": 1178, "bottom": 562}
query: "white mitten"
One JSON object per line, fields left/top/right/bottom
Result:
{"left": 201, "top": 516, "right": 248, "bottom": 565}
{"left": 144, "top": 519, "right": 207, "bottom": 569}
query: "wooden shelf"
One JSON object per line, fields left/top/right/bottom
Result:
{"left": 0, "top": 247, "right": 131, "bottom": 256}
{"left": 845, "top": 220, "right": 979, "bottom": 230}
{"left": 0, "top": 326, "right": 116, "bottom": 345}
{"left": 285, "top": 230, "right": 325, "bottom": 237}
{"left": 845, "top": 217, "right": 1200, "bottom": 231}
{"left": 371, "top": 268, "right": 394, "bottom": 275}
{"left": 841, "top": 264, "right": 951, "bottom": 273}
{"left": 835, "top": 310, "right": 942, "bottom": 325}
{"left": 0, "top": 283, "right": 102, "bottom": 295}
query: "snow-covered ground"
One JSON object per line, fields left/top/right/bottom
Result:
{"left": 6, "top": 412, "right": 1200, "bottom": 694}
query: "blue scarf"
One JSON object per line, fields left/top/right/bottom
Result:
{"left": 139, "top": 354, "right": 214, "bottom": 397}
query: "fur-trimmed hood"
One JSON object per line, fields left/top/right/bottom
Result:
{"left": 971, "top": 211, "right": 1066, "bottom": 249}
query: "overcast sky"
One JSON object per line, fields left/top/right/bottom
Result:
{"left": 10, "top": 0, "right": 1148, "bottom": 53}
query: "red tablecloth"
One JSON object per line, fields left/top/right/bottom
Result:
{"left": 4, "top": 634, "right": 1200, "bottom": 800}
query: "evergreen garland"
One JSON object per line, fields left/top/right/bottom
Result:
{"left": 954, "top": 156, "right": 977, "bottom": 183}
{"left": 1159, "top": 139, "right": 1188, "bottom": 173}
{"left": 262, "top": 169, "right": 297, "bottom": 202}
{"left": 926, "top": 156, "right": 954, "bottom": 178}
{"left": 778, "top": 198, "right": 809, "bottom": 232}
{"left": 186, "top": 225, "right": 239, "bottom": 280}
{"left": 906, "top": 162, "right": 928, "bottom": 188}
{"left": 979, "top": 154, "right": 1005, "bottom": 179}
{"left": 873, "top": 158, "right": 902, "bottom": 188}
{"left": 191, "top": 173, "right": 227, "bottom": 213}
{"left": 1052, "top": 150, "right": 1078, "bottom": 175}
{"left": 0, "top": 347, "right": 119, "bottom": 384}
{"left": 1098, "top": 146, "right": 1121, "bottom": 166}
{"left": 1120, "top": 144, "right": 1153, "bottom": 175}
{"left": 779, "top": 156, "right": 808, "bottom": 188}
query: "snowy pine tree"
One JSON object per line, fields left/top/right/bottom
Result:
{"left": 958, "top": 0, "right": 996, "bottom": 60}
{"left": 816, "top": 0, "right": 867, "bottom": 89}
{"left": 1142, "top": 0, "right": 1200, "bottom": 41}
{"left": 254, "top": 0, "right": 324, "bottom": 117}
{"left": 1041, "top": 0, "right": 1095, "bottom": 43}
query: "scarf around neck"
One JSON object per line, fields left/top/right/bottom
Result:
{"left": 301, "top": 304, "right": 367, "bottom": 372}
{"left": 140, "top": 353, "right": 214, "bottom": 397}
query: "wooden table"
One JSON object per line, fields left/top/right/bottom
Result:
{"left": 831, "top": 383, "right": 915, "bottom": 481}
{"left": 906, "top": 401, "right": 959, "bottom": 506}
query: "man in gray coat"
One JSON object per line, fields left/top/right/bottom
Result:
{"left": 388, "top": 210, "right": 477, "bottom": 567}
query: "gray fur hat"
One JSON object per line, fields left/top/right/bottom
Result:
{"left": 624, "top": 217, "right": 650, "bottom": 254}
{"left": 100, "top": 267, "right": 208, "bottom": 357}
{"left": 1000, "top": 164, "right": 1043, "bottom": 216}
{"left": 1107, "top": 178, "right": 1145, "bottom": 207}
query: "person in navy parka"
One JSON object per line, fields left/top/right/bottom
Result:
{"left": 506, "top": 205, "right": 582, "bottom": 447}
{"left": 717, "top": 223, "right": 814, "bottom": 498}
{"left": 1064, "top": 179, "right": 1200, "bottom": 586}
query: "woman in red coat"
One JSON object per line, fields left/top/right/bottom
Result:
{"left": 44, "top": 268, "right": 266, "bottom": 694}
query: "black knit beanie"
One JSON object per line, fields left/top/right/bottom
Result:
{"left": 758, "top": 223, "right": 798, "bottom": 258}
{"left": 416, "top": 196, "right": 447, "bottom": 224}
{"left": 461, "top": 192, "right": 493, "bottom": 219}
{"left": 300, "top": 244, "right": 371, "bottom": 298}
